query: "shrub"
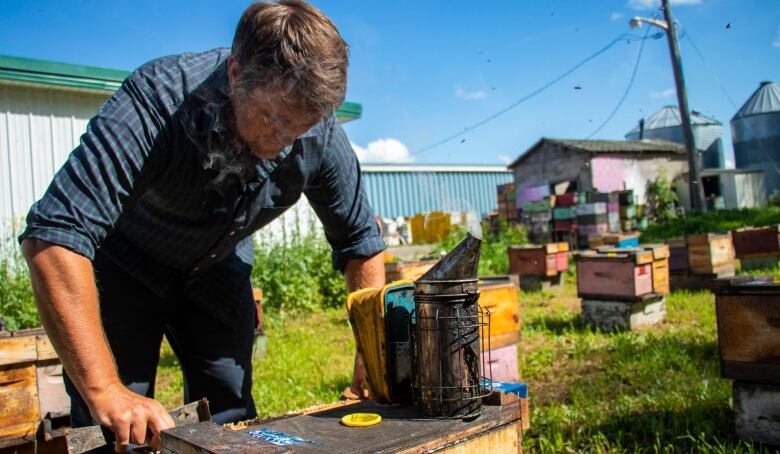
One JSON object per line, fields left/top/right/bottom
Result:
{"left": 251, "top": 217, "right": 347, "bottom": 314}
{"left": 645, "top": 168, "right": 678, "bottom": 223}
{"left": 0, "top": 239, "right": 38, "bottom": 330}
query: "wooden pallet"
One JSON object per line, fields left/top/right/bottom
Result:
{"left": 162, "top": 394, "right": 527, "bottom": 453}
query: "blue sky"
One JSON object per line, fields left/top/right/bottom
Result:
{"left": 1, "top": 0, "right": 778, "bottom": 165}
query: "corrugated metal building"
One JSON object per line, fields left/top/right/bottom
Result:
{"left": 0, "top": 54, "right": 362, "bottom": 243}
{"left": 625, "top": 105, "right": 724, "bottom": 169}
{"left": 508, "top": 138, "right": 688, "bottom": 204}
{"left": 361, "top": 165, "right": 512, "bottom": 219}
{"left": 731, "top": 80, "right": 780, "bottom": 197}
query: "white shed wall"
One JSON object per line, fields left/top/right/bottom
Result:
{"left": 1, "top": 84, "right": 107, "bottom": 241}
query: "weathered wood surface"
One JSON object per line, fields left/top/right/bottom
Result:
{"left": 507, "top": 246, "right": 557, "bottom": 277}
{"left": 641, "top": 243, "right": 670, "bottom": 260}
{"left": 732, "top": 226, "right": 780, "bottom": 258}
{"left": 687, "top": 234, "right": 735, "bottom": 275}
{"left": 733, "top": 382, "right": 780, "bottom": 447}
{"left": 0, "top": 336, "right": 37, "bottom": 367}
{"left": 576, "top": 256, "right": 653, "bottom": 300}
{"left": 163, "top": 400, "right": 522, "bottom": 454}
{"left": 651, "top": 258, "right": 670, "bottom": 295}
{"left": 714, "top": 288, "right": 780, "bottom": 385}
{"left": 0, "top": 364, "right": 40, "bottom": 441}
{"left": 435, "top": 423, "right": 520, "bottom": 454}
{"left": 581, "top": 297, "right": 665, "bottom": 332}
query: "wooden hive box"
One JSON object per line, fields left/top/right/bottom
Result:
{"left": 478, "top": 276, "right": 521, "bottom": 350}
{"left": 603, "top": 233, "right": 639, "bottom": 249}
{"left": 666, "top": 238, "right": 689, "bottom": 273}
{"left": 575, "top": 251, "right": 654, "bottom": 300}
{"left": 163, "top": 396, "right": 527, "bottom": 453}
{"left": 384, "top": 259, "right": 436, "bottom": 283}
{"left": 641, "top": 244, "right": 671, "bottom": 295}
{"left": 732, "top": 226, "right": 780, "bottom": 259}
{"left": 711, "top": 276, "right": 780, "bottom": 386}
{"left": 507, "top": 244, "right": 558, "bottom": 277}
{"left": 0, "top": 329, "right": 68, "bottom": 449}
{"left": 686, "top": 233, "right": 735, "bottom": 276}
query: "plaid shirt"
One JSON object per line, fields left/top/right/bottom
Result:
{"left": 20, "top": 48, "right": 385, "bottom": 327}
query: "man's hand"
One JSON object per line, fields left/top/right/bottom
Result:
{"left": 88, "top": 383, "right": 175, "bottom": 452}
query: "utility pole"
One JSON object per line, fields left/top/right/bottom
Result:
{"left": 661, "top": 0, "right": 706, "bottom": 212}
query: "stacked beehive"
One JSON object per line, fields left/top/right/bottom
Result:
{"left": 667, "top": 233, "right": 736, "bottom": 291}
{"left": 591, "top": 233, "right": 640, "bottom": 249}
{"left": 575, "top": 247, "right": 668, "bottom": 332}
{"left": 521, "top": 198, "right": 554, "bottom": 244}
{"left": 0, "top": 329, "right": 68, "bottom": 451}
{"left": 617, "top": 190, "right": 636, "bottom": 232}
{"left": 587, "top": 192, "right": 620, "bottom": 233}
{"left": 731, "top": 226, "right": 780, "bottom": 272}
{"left": 507, "top": 243, "right": 569, "bottom": 291}
{"left": 711, "top": 276, "right": 780, "bottom": 446}
{"left": 496, "top": 183, "right": 517, "bottom": 222}
{"left": 478, "top": 276, "right": 521, "bottom": 383}
{"left": 552, "top": 193, "right": 578, "bottom": 244}
{"left": 576, "top": 201, "right": 607, "bottom": 249}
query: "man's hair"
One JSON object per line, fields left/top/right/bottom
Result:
{"left": 231, "top": 1, "right": 348, "bottom": 116}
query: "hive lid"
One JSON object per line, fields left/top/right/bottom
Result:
{"left": 711, "top": 275, "right": 780, "bottom": 295}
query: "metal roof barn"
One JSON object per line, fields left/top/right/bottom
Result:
{"left": 360, "top": 165, "right": 513, "bottom": 219}
{"left": 625, "top": 105, "right": 724, "bottom": 169}
{"left": 0, "top": 54, "right": 362, "bottom": 243}
{"left": 731, "top": 81, "right": 780, "bottom": 197}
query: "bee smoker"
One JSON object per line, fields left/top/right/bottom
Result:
{"left": 412, "top": 233, "right": 492, "bottom": 419}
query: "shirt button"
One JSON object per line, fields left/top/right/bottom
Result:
{"left": 210, "top": 254, "right": 217, "bottom": 258}
{"left": 193, "top": 267, "right": 200, "bottom": 272}
{"left": 229, "top": 230, "right": 236, "bottom": 236}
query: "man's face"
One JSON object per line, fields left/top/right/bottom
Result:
{"left": 228, "top": 58, "right": 320, "bottom": 159}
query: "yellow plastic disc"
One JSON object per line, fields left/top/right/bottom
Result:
{"left": 341, "top": 412, "right": 382, "bottom": 427}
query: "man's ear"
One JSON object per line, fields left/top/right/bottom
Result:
{"left": 227, "top": 56, "right": 240, "bottom": 92}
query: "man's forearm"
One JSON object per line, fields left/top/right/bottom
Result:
{"left": 22, "top": 239, "right": 121, "bottom": 401}
{"left": 344, "top": 252, "right": 385, "bottom": 292}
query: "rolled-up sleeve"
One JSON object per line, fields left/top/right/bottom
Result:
{"left": 304, "top": 120, "right": 386, "bottom": 272}
{"left": 19, "top": 74, "right": 164, "bottom": 259}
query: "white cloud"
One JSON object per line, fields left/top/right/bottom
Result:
{"left": 651, "top": 88, "right": 676, "bottom": 98}
{"left": 773, "top": 26, "right": 780, "bottom": 48}
{"left": 610, "top": 12, "right": 624, "bottom": 21}
{"left": 351, "top": 138, "right": 414, "bottom": 163}
{"left": 628, "top": 0, "right": 700, "bottom": 10}
{"left": 497, "top": 155, "right": 512, "bottom": 165}
{"left": 455, "top": 87, "right": 487, "bottom": 100}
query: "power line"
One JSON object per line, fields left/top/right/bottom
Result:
{"left": 585, "top": 25, "right": 651, "bottom": 139}
{"left": 394, "top": 31, "right": 664, "bottom": 163}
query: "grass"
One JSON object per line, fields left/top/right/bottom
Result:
{"left": 641, "top": 207, "right": 780, "bottom": 243}
{"left": 154, "top": 269, "right": 778, "bottom": 452}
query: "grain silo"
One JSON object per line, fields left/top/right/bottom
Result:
{"left": 625, "top": 105, "right": 724, "bottom": 169}
{"left": 731, "top": 81, "right": 780, "bottom": 197}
